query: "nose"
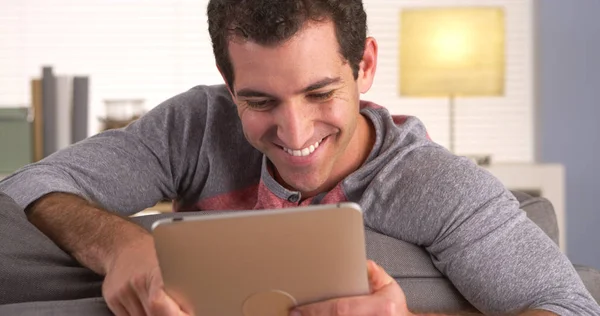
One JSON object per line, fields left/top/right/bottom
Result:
{"left": 274, "top": 100, "right": 314, "bottom": 150}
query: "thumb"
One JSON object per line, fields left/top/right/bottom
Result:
{"left": 367, "top": 260, "right": 409, "bottom": 313}
{"left": 149, "top": 288, "right": 189, "bottom": 316}
{"left": 147, "top": 270, "right": 189, "bottom": 316}
{"left": 367, "top": 260, "right": 395, "bottom": 293}
{"left": 163, "top": 293, "right": 191, "bottom": 316}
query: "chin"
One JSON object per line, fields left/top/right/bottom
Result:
{"left": 283, "top": 176, "right": 324, "bottom": 194}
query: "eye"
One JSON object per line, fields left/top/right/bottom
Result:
{"left": 308, "top": 90, "right": 335, "bottom": 101}
{"left": 245, "top": 99, "right": 274, "bottom": 110}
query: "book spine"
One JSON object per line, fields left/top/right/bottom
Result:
{"left": 41, "top": 66, "right": 57, "bottom": 157}
{"left": 72, "top": 76, "right": 89, "bottom": 143}
{"left": 55, "top": 76, "right": 73, "bottom": 150}
{"left": 31, "top": 79, "right": 44, "bottom": 162}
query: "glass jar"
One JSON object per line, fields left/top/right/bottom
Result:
{"left": 100, "top": 99, "right": 145, "bottom": 131}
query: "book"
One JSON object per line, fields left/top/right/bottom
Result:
{"left": 30, "top": 79, "right": 44, "bottom": 162}
{"left": 72, "top": 76, "right": 89, "bottom": 143}
{"left": 55, "top": 75, "right": 73, "bottom": 150}
{"left": 42, "top": 66, "right": 57, "bottom": 157}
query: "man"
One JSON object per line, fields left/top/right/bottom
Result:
{"left": 0, "top": 0, "right": 598, "bottom": 315}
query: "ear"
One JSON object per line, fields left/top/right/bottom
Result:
{"left": 217, "top": 64, "right": 236, "bottom": 99}
{"left": 357, "top": 37, "right": 378, "bottom": 94}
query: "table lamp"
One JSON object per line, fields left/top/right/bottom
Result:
{"left": 399, "top": 7, "right": 505, "bottom": 154}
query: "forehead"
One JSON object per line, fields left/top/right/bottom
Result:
{"left": 227, "top": 21, "right": 350, "bottom": 93}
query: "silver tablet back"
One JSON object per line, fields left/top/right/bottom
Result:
{"left": 152, "top": 202, "right": 369, "bottom": 316}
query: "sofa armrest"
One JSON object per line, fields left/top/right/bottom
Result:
{"left": 575, "top": 264, "right": 600, "bottom": 304}
{"left": 511, "top": 191, "right": 600, "bottom": 304}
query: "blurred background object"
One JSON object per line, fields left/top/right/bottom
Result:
{"left": 100, "top": 99, "right": 145, "bottom": 131}
{"left": 399, "top": 7, "right": 505, "bottom": 157}
{"left": 0, "top": 107, "right": 32, "bottom": 174}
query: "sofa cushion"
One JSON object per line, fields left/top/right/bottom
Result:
{"left": 364, "top": 228, "right": 477, "bottom": 313}
{"left": 0, "top": 297, "right": 110, "bottom": 316}
{"left": 0, "top": 192, "right": 103, "bottom": 305}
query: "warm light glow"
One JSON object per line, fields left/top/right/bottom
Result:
{"left": 399, "top": 8, "right": 505, "bottom": 96}
{"left": 431, "top": 27, "right": 470, "bottom": 64}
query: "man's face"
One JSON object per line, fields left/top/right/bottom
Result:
{"left": 226, "top": 21, "right": 375, "bottom": 197}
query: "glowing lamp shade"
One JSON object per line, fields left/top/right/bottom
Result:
{"left": 399, "top": 8, "right": 505, "bottom": 97}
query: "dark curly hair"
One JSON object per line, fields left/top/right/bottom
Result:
{"left": 207, "top": 0, "right": 367, "bottom": 89}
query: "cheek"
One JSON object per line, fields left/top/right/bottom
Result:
{"left": 322, "top": 100, "right": 356, "bottom": 127}
{"left": 239, "top": 112, "right": 269, "bottom": 143}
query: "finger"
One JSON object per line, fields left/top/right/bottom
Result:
{"left": 149, "top": 289, "right": 186, "bottom": 316}
{"left": 120, "top": 283, "right": 146, "bottom": 316}
{"left": 104, "top": 283, "right": 139, "bottom": 316}
{"left": 292, "top": 295, "right": 397, "bottom": 316}
{"left": 107, "top": 300, "right": 131, "bottom": 316}
{"left": 367, "top": 260, "right": 395, "bottom": 292}
{"left": 131, "top": 271, "right": 152, "bottom": 315}
{"left": 147, "top": 270, "right": 184, "bottom": 316}
{"left": 164, "top": 293, "right": 192, "bottom": 316}
{"left": 137, "top": 267, "right": 181, "bottom": 316}
{"left": 368, "top": 261, "right": 410, "bottom": 314}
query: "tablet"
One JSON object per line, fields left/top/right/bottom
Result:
{"left": 152, "top": 202, "right": 369, "bottom": 316}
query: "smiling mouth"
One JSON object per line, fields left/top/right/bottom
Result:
{"left": 281, "top": 138, "right": 325, "bottom": 157}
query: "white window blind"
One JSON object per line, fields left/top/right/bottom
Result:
{"left": 0, "top": 0, "right": 534, "bottom": 162}
{"left": 363, "top": 0, "right": 535, "bottom": 162}
{"left": 0, "top": 0, "right": 223, "bottom": 134}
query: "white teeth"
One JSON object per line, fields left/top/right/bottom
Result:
{"left": 283, "top": 138, "right": 324, "bottom": 157}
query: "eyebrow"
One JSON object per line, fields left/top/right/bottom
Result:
{"left": 236, "top": 77, "right": 342, "bottom": 98}
{"left": 300, "top": 77, "right": 342, "bottom": 93}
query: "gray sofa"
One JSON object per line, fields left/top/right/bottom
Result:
{"left": 0, "top": 191, "right": 598, "bottom": 315}
{"left": 510, "top": 192, "right": 600, "bottom": 304}
{"left": 363, "top": 191, "right": 600, "bottom": 313}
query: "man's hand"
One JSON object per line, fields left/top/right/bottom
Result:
{"left": 102, "top": 235, "right": 186, "bottom": 316}
{"left": 102, "top": 233, "right": 188, "bottom": 316}
{"left": 26, "top": 193, "right": 189, "bottom": 316}
{"left": 289, "top": 260, "right": 558, "bottom": 316}
{"left": 290, "top": 260, "right": 412, "bottom": 316}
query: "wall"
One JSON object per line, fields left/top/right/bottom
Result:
{"left": 0, "top": 0, "right": 535, "bottom": 162}
{"left": 537, "top": 0, "right": 600, "bottom": 269}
